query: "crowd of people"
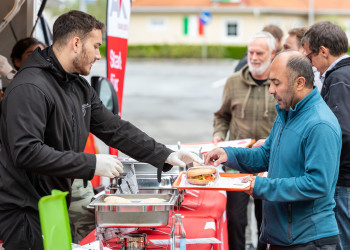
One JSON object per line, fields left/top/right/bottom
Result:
{"left": 208, "top": 21, "right": 350, "bottom": 250}
{"left": 0, "top": 8, "right": 349, "bottom": 250}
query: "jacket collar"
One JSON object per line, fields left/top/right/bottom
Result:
{"left": 276, "top": 88, "right": 320, "bottom": 123}
{"left": 46, "top": 46, "right": 80, "bottom": 84}
{"left": 325, "top": 56, "right": 350, "bottom": 80}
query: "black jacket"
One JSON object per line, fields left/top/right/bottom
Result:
{"left": 0, "top": 47, "right": 173, "bottom": 210}
{"left": 322, "top": 56, "right": 350, "bottom": 186}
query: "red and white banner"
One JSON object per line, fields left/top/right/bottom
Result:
{"left": 107, "top": 0, "right": 131, "bottom": 115}
{"left": 107, "top": 0, "right": 131, "bottom": 155}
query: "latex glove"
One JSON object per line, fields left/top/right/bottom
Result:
{"left": 165, "top": 150, "right": 203, "bottom": 168}
{"left": 95, "top": 154, "right": 124, "bottom": 178}
{"left": 0, "top": 55, "right": 13, "bottom": 77}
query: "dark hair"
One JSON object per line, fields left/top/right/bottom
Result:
{"left": 53, "top": 10, "right": 105, "bottom": 46}
{"left": 285, "top": 53, "right": 314, "bottom": 89}
{"left": 288, "top": 27, "right": 308, "bottom": 49}
{"left": 301, "top": 21, "right": 348, "bottom": 56}
{"left": 10, "top": 37, "right": 45, "bottom": 70}
{"left": 263, "top": 24, "right": 284, "bottom": 41}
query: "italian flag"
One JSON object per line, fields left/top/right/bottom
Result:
{"left": 183, "top": 15, "right": 204, "bottom": 36}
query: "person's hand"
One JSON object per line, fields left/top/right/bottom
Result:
{"left": 165, "top": 151, "right": 203, "bottom": 168}
{"left": 212, "top": 136, "right": 224, "bottom": 144}
{"left": 0, "top": 55, "right": 13, "bottom": 77}
{"left": 95, "top": 154, "right": 124, "bottom": 178}
{"left": 241, "top": 176, "right": 256, "bottom": 197}
{"left": 252, "top": 139, "right": 266, "bottom": 148}
{"left": 204, "top": 148, "right": 228, "bottom": 167}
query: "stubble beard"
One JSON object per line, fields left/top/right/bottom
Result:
{"left": 72, "top": 46, "right": 91, "bottom": 76}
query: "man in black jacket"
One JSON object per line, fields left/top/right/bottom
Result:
{"left": 0, "top": 10, "right": 202, "bottom": 250}
{"left": 302, "top": 21, "right": 350, "bottom": 250}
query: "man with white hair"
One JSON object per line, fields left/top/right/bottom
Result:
{"left": 212, "top": 31, "right": 277, "bottom": 250}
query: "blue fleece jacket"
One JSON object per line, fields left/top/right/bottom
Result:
{"left": 223, "top": 88, "right": 342, "bottom": 246}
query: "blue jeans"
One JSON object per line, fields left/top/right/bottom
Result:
{"left": 334, "top": 186, "right": 350, "bottom": 250}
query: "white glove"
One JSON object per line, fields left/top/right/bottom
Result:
{"left": 95, "top": 154, "right": 124, "bottom": 178}
{"left": 0, "top": 55, "right": 13, "bottom": 77}
{"left": 165, "top": 150, "right": 204, "bottom": 168}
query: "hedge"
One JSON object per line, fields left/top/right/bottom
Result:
{"left": 99, "top": 44, "right": 248, "bottom": 59}
{"left": 100, "top": 44, "right": 350, "bottom": 59}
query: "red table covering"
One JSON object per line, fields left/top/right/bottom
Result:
{"left": 80, "top": 190, "right": 228, "bottom": 250}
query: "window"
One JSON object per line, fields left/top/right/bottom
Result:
{"left": 148, "top": 17, "right": 167, "bottom": 31}
{"left": 221, "top": 18, "right": 241, "bottom": 44}
{"left": 227, "top": 23, "right": 238, "bottom": 36}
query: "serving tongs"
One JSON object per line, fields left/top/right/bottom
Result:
{"left": 112, "top": 169, "right": 138, "bottom": 194}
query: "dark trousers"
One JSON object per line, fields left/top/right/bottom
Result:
{"left": 0, "top": 207, "right": 44, "bottom": 250}
{"left": 269, "top": 242, "right": 336, "bottom": 250}
{"left": 226, "top": 191, "right": 267, "bottom": 250}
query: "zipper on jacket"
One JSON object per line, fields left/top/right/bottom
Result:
{"left": 255, "top": 86, "right": 261, "bottom": 139}
{"left": 278, "top": 113, "right": 290, "bottom": 146}
{"left": 277, "top": 127, "right": 284, "bottom": 146}
{"left": 67, "top": 85, "right": 79, "bottom": 151}
{"left": 288, "top": 203, "right": 293, "bottom": 241}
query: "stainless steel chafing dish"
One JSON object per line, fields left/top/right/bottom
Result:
{"left": 89, "top": 193, "right": 178, "bottom": 228}
{"left": 109, "top": 174, "right": 176, "bottom": 193}
{"left": 108, "top": 173, "right": 184, "bottom": 205}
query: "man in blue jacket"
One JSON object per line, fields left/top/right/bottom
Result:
{"left": 205, "top": 50, "right": 342, "bottom": 249}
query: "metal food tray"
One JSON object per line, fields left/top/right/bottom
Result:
{"left": 172, "top": 172, "right": 252, "bottom": 191}
{"left": 109, "top": 175, "right": 178, "bottom": 195}
{"left": 89, "top": 194, "right": 177, "bottom": 228}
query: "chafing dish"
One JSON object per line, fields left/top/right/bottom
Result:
{"left": 89, "top": 193, "right": 178, "bottom": 228}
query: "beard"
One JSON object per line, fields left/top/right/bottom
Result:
{"left": 248, "top": 55, "right": 271, "bottom": 76}
{"left": 72, "top": 45, "right": 92, "bottom": 76}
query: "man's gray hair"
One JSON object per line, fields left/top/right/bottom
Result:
{"left": 248, "top": 31, "right": 277, "bottom": 53}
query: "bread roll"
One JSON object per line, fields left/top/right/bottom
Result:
{"left": 104, "top": 196, "right": 132, "bottom": 204}
{"left": 187, "top": 167, "right": 216, "bottom": 177}
{"left": 139, "top": 198, "right": 163, "bottom": 203}
{"left": 187, "top": 178, "right": 212, "bottom": 185}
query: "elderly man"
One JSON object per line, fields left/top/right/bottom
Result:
{"left": 213, "top": 31, "right": 277, "bottom": 250}
{"left": 206, "top": 50, "right": 341, "bottom": 249}
{"left": 234, "top": 24, "right": 283, "bottom": 72}
{"left": 302, "top": 21, "right": 350, "bottom": 250}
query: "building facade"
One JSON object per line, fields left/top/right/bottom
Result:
{"left": 129, "top": 0, "right": 350, "bottom": 45}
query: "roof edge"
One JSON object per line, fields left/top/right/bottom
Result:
{"left": 131, "top": 6, "right": 350, "bottom": 15}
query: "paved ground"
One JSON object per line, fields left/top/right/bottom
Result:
{"left": 88, "top": 58, "right": 237, "bottom": 145}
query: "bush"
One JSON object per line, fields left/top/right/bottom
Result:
{"left": 127, "top": 45, "right": 247, "bottom": 59}
{"left": 100, "top": 44, "right": 247, "bottom": 59}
